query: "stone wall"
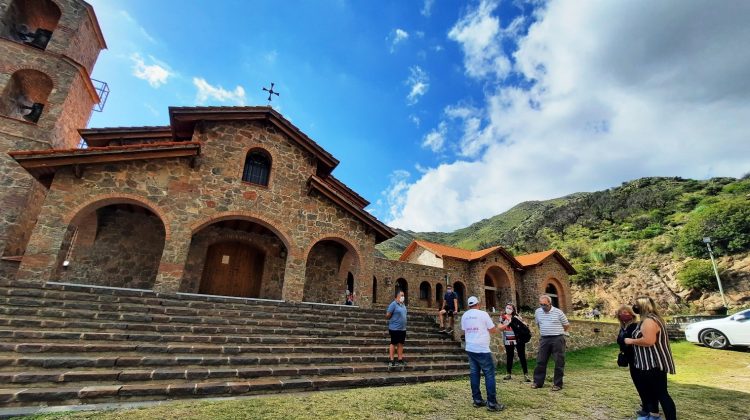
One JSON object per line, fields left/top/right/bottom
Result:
{"left": 373, "top": 257, "right": 447, "bottom": 310}
{"left": 520, "top": 259, "right": 573, "bottom": 312}
{"left": 57, "top": 207, "right": 165, "bottom": 289}
{"left": 303, "top": 240, "right": 351, "bottom": 304}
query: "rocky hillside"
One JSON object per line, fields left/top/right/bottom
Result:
{"left": 376, "top": 176, "right": 750, "bottom": 315}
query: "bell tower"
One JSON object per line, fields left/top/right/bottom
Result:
{"left": 0, "top": 0, "right": 106, "bottom": 277}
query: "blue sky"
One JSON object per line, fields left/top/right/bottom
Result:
{"left": 87, "top": 1, "right": 750, "bottom": 232}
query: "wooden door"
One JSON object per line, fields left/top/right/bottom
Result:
{"left": 199, "top": 241, "right": 264, "bottom": 298}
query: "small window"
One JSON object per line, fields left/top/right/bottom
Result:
{"left": 242, "top": 150, "right": 270, "bottom": 186}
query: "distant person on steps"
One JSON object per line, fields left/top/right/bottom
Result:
{"left": 438, "top": 284, "right": 459, "bottom": 333}
{"left": 386, "top": 290, "right": 408, "bottom": 367}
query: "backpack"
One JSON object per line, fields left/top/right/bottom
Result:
{"left": 513, "top": 318, "right": 532, "bottom": 343}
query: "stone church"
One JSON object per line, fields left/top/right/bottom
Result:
{"left": 0, "top": 0, "right": 574, "bottom": 313}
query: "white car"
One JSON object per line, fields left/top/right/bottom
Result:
{"left": 684, "top": 309, "right": 750, "bottom": 349}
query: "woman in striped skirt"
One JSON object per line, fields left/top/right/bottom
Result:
{"left": 624, "top": 296, "right": 676, "bottom": 420}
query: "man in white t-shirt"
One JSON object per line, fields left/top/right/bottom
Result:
{"left": 460, "top": 296, "right": 505, "bottom": 412}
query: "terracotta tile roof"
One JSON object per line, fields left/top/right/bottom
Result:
{"left": 400, "top": 240, "right": 519, "bottom": 267}
{"left": 78, "top": 126, "right": 174, "bottom": 148}
{"left": 515, "top": 249, "right": 577, "bottom": 275}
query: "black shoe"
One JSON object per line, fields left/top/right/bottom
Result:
{"left": 397, "top": 360, "right": 407, "bottom": 366}
{"left": 487, "top": 403, "right": 506, "bottom": 412}
{"left": 473, "top": 400, "right": 486, "bottom": 408}
{"left": 388, "top": 360, "right": 396, "bottom": 367}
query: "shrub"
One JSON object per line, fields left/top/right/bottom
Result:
{"left": 677, "top": 260, "right": 717, "bottom": 291}
{"left": 636, "top": 224, "right": 664, "bottom": 239}
{"left": 678, "top": 198, "right": 750, "bottom": 257}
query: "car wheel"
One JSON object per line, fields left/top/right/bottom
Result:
{"left": 700, "top": 329, "right": 729, "bottom": 349}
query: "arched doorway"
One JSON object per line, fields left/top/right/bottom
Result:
{"left": 546, "top": 283, "right": 560, "bottom": 309}
{"left": 419, "top": 281, "right": 431, "bottom": 308}
{"left": 184, "top": 218, "right": 287, "bottom": 299}
{"left": 56, "top": 203, "right": 166, "bottom": 289}
{"left": 199, "top": 241, "right": 264, "bottom": 297}
{"left": 435, "top": 283, "right": 444, "bottom": 309}
{"left": 303, "top": 239, "right": 359, "bottom": 304}
{"left": 395, "top": 278, "right": 408, "bottom": 304}
{"left": 372, "top": 276, "right": 378, "bottom": 304}
{"left": 452, "top": 281, "right": 466, "bottom": 311}
{"left": 484, "top": 266, "right": 513, "bottom": 311}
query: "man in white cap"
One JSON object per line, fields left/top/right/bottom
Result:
{"left": 460, "top": 295, "right": 505, "bottom": 412}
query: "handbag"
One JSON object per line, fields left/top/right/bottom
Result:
{"left": 617, "top": 352, "right": 628, "bottom": 367}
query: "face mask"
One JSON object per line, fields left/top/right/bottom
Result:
{"left": 632, "top": 304, "right": 641, "bottom": 315}
{"left": 399, "top": 296, "right": 405, "bottom": 303}
{"left": 618, "top": 313, "right": 634, "bottom": 323}
{"left": 540, "top": 304, "right": 551, "bottom": 311}
{"left": 505, "top": 308, "right": 513, "bottom": 314}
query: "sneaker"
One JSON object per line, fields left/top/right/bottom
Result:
{"left": 487, "top": 403, "right": 506, "bottom": 412}
{"left": 439, "top": 329, "right": 446, "bottom": 333}
{"left": 388, "top": 360, "right": 396, "bottom": 367}
{"left": 446, "top": 328, "right": 454, "bottom": 334}
{"left": 472, "top": 400, "right": 486, "bottom": 408}
{"left": 503, "top": 374, "right": 512, "bottom": 380}
{"left": 397, "top": 360, "right": 407, "bottom": 366}
{"left": 531, "top": 383, "right": 542, "bottom": 389}
{"left": 523, "top": 374, "right": 531, "bottom": 382}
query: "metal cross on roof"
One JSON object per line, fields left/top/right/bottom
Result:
{"left": 262, "top": 82, "right": 279, "bottom": 104}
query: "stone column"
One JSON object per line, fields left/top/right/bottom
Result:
{"left": 152, "top": 231, "right": 191, "bottom": 293}
{"left": 281, "top": 247, "right": 306, "bottom": 302}
{"left": 15, "top": 198, "right": 69, "bottom": 283}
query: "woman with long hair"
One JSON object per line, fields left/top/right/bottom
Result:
{"left": 616, "top": 305, "right": 648, "bottom": 417}
{"left": 499, "top": 303, "right": 531, "bottom": 382}
{"left": 624, "top": 296, "right": 676, "bottom": 420}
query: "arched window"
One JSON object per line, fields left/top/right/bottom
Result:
{"left": 435, "top": 283, "right": 444, "bottom": 307}
{"left": 242, "top": 150, "right": 271, "bottom": 186}
{"left": 1, "top": 69, "right": 53, "bottom": 123}
{"left": 372, "top": 276, "right": 377, "bottom": 304}
{"left": 545, "top": 283, "right": 560, "bottom": 308}
{"left": 2, "top": 0, "right": 61, "bottom": 50}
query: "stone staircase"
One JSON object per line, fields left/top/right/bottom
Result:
{"left": 0, "top": 279, "right": 466, "bottom": 408}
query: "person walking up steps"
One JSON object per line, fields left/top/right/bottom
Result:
{"left": 532, "top": 294, "right": 570, "bottom": 391}
{"left": 461, "top": 296, "right": 505, "bottom": 412}
{"left": 439, "top": 284, "right": 459, "bottom": 333}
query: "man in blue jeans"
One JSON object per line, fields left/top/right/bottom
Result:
{"left": 460, "top": 296, "right": 505, "bottom": 412}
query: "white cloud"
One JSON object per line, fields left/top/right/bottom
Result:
{"left": 421, "top": 0, "right": 435, "bottom": 17}
{"left": 409, "top": 114, "right": 421, "bottom": 126}
{"left": 384, "top": 0, "right": 750, "bottom": 232}
{"left": 382, "top": 170, "right": 412, "bottom": 222}
{"left": 390, "top": 28, "right": 410, "bottom": 53}
{"left": 422, "top": 121, "right": 447, "bottom": 152}
{"left": 406, "top": 66, "right": 429, "bottom": 105}
{"left": 447, "top": 0, "right": 512, "bottom": 80}
{"left": 130, "top": 53, "right": 172, "bottom": 88}
{"left": 119, "top": 10, "right": 157, "bottom": 44}
{"left": 193, "top": 78, "right": 246, "bottom": 105}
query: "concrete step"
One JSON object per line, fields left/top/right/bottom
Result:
{"left": 0, "top": 361, "right": 468, "bottom": 387}
{"left": 0, "top": 304, "right": 438, "bottom": 332}
{"left": 0, "top": 294, "right": 438, "bottom": 328}
{"left": 0, "top": 316, "right": 446, "bottom": 339}
{"left": 0, "top": 352, "right": 465, "bottom": 370}
{"left": 0, "top": 329, "right": 453, "bottom": 347}
{"left": 0, "top": 369, "right": 469, "bottom": 407}
{"left": 0, "top": 342, "right": 461, "bottom": 356}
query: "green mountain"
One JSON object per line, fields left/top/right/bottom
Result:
{"left": 377, "top": 176, "right": 750, "bottom": 312}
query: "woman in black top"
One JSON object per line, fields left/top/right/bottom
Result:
{"left": 616, "top": 304, "right": 648, "bottom": 418}
{"left": 499, "top": 303, "right": 531, "bottom": 382}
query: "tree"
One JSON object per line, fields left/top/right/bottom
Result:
{"left": 677, "top": 260, "right": 717, "bottom": 291}
{"left": 677, "top": 198, "right": 750, "bottom": 257}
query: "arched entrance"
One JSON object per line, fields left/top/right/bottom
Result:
{"left": 419, "top": 281, "right": 431, "bottom": 308}
{"left": 395, "top": 278, "right": 408, "bottom": 304}
{"left": 199, "top": 241, "right": 265, "bottom": 297}
{"left": 452, "top": 281, "right": 466, "bottom": 311}
{"left": 484, "top": 266, "right": 513, "bottom": 311}
{"left": 303, "top": 238, "right": 360, "bottom": 304}
{"left": 546, "top": 283, "right": 560, "bottom": 309}
{"left": 56, "top": 203, "right": 166, "bottom": 289}
{"left": 184, "top": 218, "right": 287, "bottom": 299}
{"left": 435, "top": 283, "right": 444, "bottom": 308}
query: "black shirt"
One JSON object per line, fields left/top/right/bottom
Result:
{"left": 443, "top": 292, "right": 458, "bottom": 310}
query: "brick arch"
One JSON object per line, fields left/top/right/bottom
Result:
{"left": 64, "top": 193, "right": 171, "bottom": 241}
{"left": 302, "top": 234, "right": 364, "bottom": 273}
{"left": 483, "top": 264, "right": 517, "bottom": 308}
{"left": 540, "top": 276, "right": 569, "bottom": 312}
{"left": 189, "top": 211, "right": 292, "bottom": 251}
{"left": 2, "top": 66, "right": 59, "bottom": 89}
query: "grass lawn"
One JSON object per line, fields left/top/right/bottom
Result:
{"left": 23, "top": 342, "right": 750, "bottom": 420}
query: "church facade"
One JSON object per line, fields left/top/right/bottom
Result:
{"left": 0, "top": 0, "right": 574, "bottom": 313}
